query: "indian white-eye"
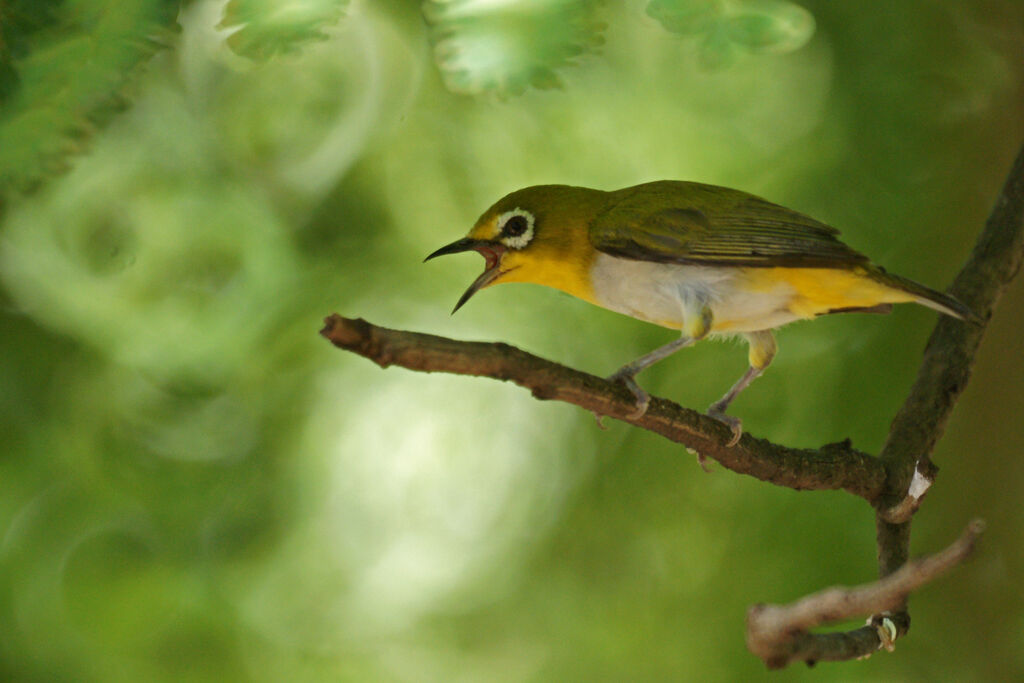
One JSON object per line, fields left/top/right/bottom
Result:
{"left": 426, "top": 181, "right": 974, "bottom": 444}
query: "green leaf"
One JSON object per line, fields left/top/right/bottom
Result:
{"left": 425, "top": 0, "right": 605, "bottom": 98}
{"left": 645, "top": 0, "right": 813, "bottom": 69}
{"left": 0, "top": 0, "right": 180, "bottom": 195}
{"left": 218, "top": 0, "right": 349, "bottom": 61}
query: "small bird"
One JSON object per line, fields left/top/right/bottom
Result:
{"left": 426, "top": 181, "right": 974, "bottom": 444}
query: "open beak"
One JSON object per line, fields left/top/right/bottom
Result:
{"left": 425, "top": 238, "right": 507, "bottom": 313}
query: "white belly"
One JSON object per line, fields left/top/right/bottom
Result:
{"left": 588, "top": 253, "right": 802, "bottom": 333}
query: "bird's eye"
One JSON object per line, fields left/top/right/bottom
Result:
{"left": 503, "top": 215, "right": 528, "bottom": 239}
{"left": 503, "top": 214, "right": 528, "bottom": 237}
{"left": 497, "top": 208, "right": 535, "bottom": 249}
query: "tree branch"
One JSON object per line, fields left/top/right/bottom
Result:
{"left": 877, "top": 143, "right": 1024, "bottom": 519}
{"left": 320, "top": 314, "right": 886, "bottom": 499}
{"left": 746, "top": 519, "right": 984, "bottom": 669}
{"left": 319, "top": 141, "right": 1024, "bottom": 670}
{"left": 874, "top": 143, "right": 1024, "bottom": 587}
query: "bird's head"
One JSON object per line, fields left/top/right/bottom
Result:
{"left": 425, "top": 184, "right": 605, "bottom": 312}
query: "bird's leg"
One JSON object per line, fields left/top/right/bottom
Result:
{"left": 707, "top": 367, "right": 761, "bottom": 444}
{"left": 603, "top": 304, "right": 712, "bottom": 421}
{"left": 606, "top": 335, "right": 695, "bottom": 419}
{"left": 708, "top": 330, "right": 776, "bottom": 446}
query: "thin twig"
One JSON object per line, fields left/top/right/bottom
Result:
{"left": 746, "top": 519, "right": 984, "bottom": 669}
{"left": 320, "top": 314, "right": 886, "bottom": 499}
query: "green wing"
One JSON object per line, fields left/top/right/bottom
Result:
{"left": 589, "top": 181, "right": 868, "bottom": 268}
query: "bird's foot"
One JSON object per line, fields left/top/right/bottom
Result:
{"left": 696, "top": 452, "right": 712, "bottom": 472}
{"left": 707, "top": 405, "right": 743, "bottom": 447}
{"left": 606, "top": 370, "right": 651, "bottom": 420}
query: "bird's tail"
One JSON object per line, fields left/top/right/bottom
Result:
{"left": 868, "top": 267, "right": 980, "bottom": 323}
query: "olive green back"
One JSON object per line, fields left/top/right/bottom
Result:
{"left": 589, "top": 181, "right": 869, "bottom": 268}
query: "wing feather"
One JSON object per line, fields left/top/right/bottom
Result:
{"left": 589, "top": 181, "right": 867, "bottom": 268}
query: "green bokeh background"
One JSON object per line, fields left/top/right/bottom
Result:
{"left": 2, "top": 1, "right": 1023, "bottom": 680}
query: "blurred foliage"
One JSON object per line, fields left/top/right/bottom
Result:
{"left": 646, "top": 0, "right": 815, "bottom": 69}
{"left": 424, "top": 0, "right": 606, "bottom": 97}
{"left": 0, "top": 0, "right": 180, "bottom": 194}
{"left": 1, "top": 0, "right": 1023, "bottom": 681}
{"left": 219, "top": 0, "right": 349, "bottom": 61}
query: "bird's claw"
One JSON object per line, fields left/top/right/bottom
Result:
{"left": 696, "top": 452, "right": 711, "bottom": 472}
{"left": 624, "top": 391, "right": 650, "bottom": 420}
{"left": 707, "top": 407, "right": 743, "bottom": 446}
{"left": 607, "top": 371, "right": 651, "bottom": 419}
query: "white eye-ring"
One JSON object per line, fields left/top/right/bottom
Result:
{"left": 497, "top": 208, "right": 535, "bottom": 249}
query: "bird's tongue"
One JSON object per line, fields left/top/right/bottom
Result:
{"left": 478, "top": 244, "right": 502, "bottom": 270}
{"left": 452, "top": 245, "right": 506, "bottom": 313}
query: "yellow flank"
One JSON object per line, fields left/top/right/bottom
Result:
{"left": 744, "top": 266, "right": 915, "bottom": 317}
